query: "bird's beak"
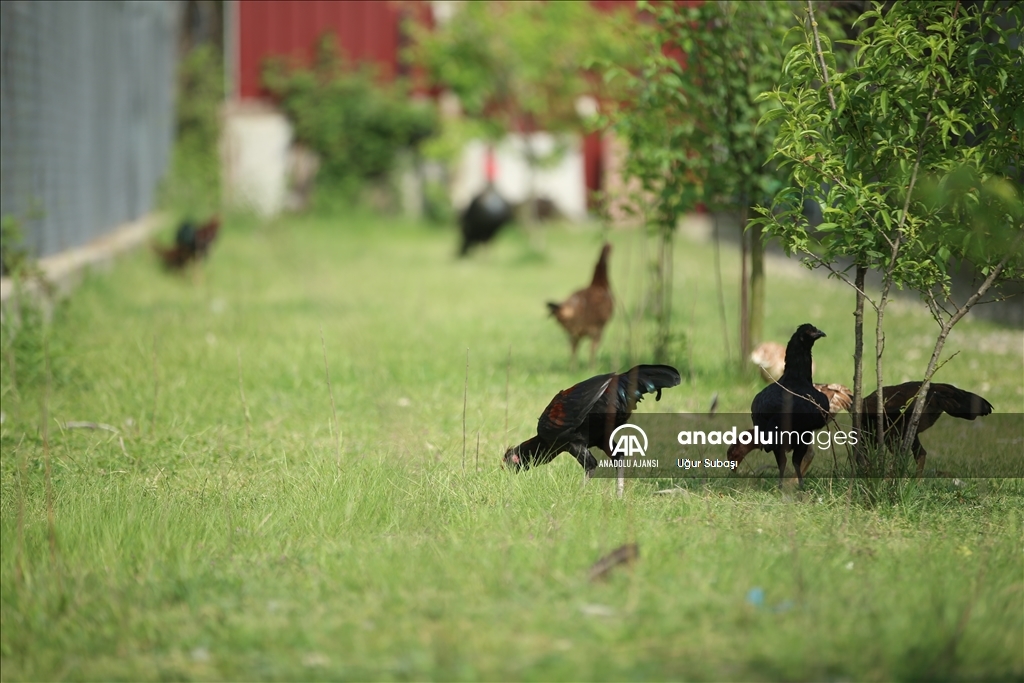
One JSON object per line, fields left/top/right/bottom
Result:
{"left": 502, "top": 449, "right": 521, "bottom": 471}
{"left": 814, "top": 330, "right": 827, "bottom": 339}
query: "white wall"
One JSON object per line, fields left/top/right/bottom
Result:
{"left": 452, "top": 134, "right": 587, "bottom": 221}
{"left": 219, "top": 103, "right": 589, "bottom": 222}
{"left": 221, "top": 102, "right": 292, "bottom": 217}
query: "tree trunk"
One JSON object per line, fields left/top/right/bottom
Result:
{"left": 515, "top": 127, "right": 542, "bottom": 248}
{"left": 712, "top": 213, "right": 732, "bottom": 362}
{"left": 875, "top": 274, "right": 894, "bottom": 454}
{"left": 749, "top": 216, "right": 765, "bottom": 351}
{"left": 522, "top": 134, "right": 538, "bottom": 227}
{"left": 739, "top": 208, "right": 750, "bottom": 366}
{"left": 653, "top": 218, "right": 674, "bottom": 362}
{"left": 851, "top": 265, "right": 867, "bottom": 471}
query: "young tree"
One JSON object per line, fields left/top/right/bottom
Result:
{"left": 602, "top": 1, "right": 844, "bottom": 364}
{"left": 597, "top": 3, "right": 699, "bottom": 363}
{"left": 674, "top": 1, "right": 818, "bottom": 361}
{"left": 756, "top": 0, "right": 1023, "bottom": 458}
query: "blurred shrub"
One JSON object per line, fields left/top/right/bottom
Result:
{"left": 408, "top": 2, "right": 640, "bottom": 142}
{"left": 1, "top": 215, "right": 30, "bottom": 278}
{"left": 422, "top": 178, "right": 454, "bottom": 226}
{"left": 0, "top": 224, "right": 68, "bottom": 394}
{"left": 263, "top": 35, "right": 438, "bottom": 201}
{"left": 0, "top": 294, "right": 71, "bottom": 393}
{"left": 159, "top": 44, "right": 223, "bottom": 217}
{"left": 408, "top": 2, "right": 640, "bottom": 225}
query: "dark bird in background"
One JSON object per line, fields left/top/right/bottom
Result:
{"left": 547, "top": 243, "right": 614, "bottom": 368}
{"left": 152, "top": 236, "right": 193, "bottom": 271}
{"left": 153, "top": 216, "right": 221, "bottom": 270}
{"left": 729, "top": 382, "right": 852, "bottom": 473}
{"left": 459, "top": 147, "right": 513, "bottom": 257}
{"left": 503, "top": 364, "right": 681, "bottom": 475}
{"left": 747, "top": 323, "right": 830, "bottom": 488}
{"left": 191, "top": 216, "right": 221, "bottom": 259}
{"left": 862, "top": 381, "right": 993, "bottom": 473}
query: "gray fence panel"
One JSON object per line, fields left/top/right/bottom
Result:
{"left": 1, "top": 0, "right": 177, "bottom": 261}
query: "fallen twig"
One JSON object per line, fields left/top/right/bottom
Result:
{"left": 63, "top": 421, "right": 119, "bottom": 433}
{"left": 589, "top": 543, "right": 639, "bottom": 582}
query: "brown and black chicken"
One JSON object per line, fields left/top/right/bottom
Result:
{"left": 547, "top": 243, "right": 614, "bottom": 368}
{"left": 861, "top": 381, "right": 993, "bottom": 473}
{"left": 503, "top": 364, "right": 680, "bottom": 475}
{"left": 153, "top": 216, "right": 221, "bottom": 271}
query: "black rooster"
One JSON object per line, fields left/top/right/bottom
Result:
{"left": 503, "top": 364, "right": 681, "bottom": 474}
{"left": 728, "top": 382, "right": 852, "bottom": 472}
{"left": 749, "top": 323, "right": 830, "bottom": 488}
{"left": 192, "top": 216, "right": 221, "bottom": 260}
{"left": 153, "top": 216, "right": 221, "bottom": 270}
{"left": 459, "top": 147, "right": 513, "bottom": 256}
{"left": 176, "top": 220, "right": 198, "bottom": 254}
{"left": 862, "top": 381, "right": 993, "bottom": 473}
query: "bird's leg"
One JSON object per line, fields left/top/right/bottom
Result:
{"left": 589, "top": 337, "right": 599, "bottom": 369}
{"left": 799, "top": 449, "right": 815, "bottom": 478}
{"left": 792, "top": 444, "right": 809, "bottom": 489}
{"left": 570, "top": 338, "right": 580, "bottom": 372}
{"left": 775, "top": 449, "right": 787, "bottom": 489}
{"left": 567, "top": 443, "right": 597, "bottom": 473}
{"left": 913, "top": 436, "right": 926, "bottom": 476}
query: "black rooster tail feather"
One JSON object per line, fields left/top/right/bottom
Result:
{"left": 623, "top": 364, "right": 682, "bottom": 401}
{"left": 938, "top": 388, "right": 994, "bottom": 420}
{"left": 633, "top": 364, "right": 683, "bottom": 388}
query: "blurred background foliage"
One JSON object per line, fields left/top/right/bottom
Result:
{"left": 408, "top": 1, "right": 644, "bottom": 224}
{"left": 593, "top": 0, "right": 851, "bottom": 362}
{"left": 159, "top": 44, "right": 224, "bottom": 219}
{"left": 263, "top": 35, "right": 439, "bottom": 206}
{"left": 408, "top": 1, "right": 642, "bottom": 142}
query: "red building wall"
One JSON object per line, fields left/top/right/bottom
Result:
{"left": 237, "top": 0, "right": 407, "bottom": 100}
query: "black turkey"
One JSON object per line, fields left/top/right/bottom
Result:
{"left": 459, "top": 147, "right": 514, "bottom": 257}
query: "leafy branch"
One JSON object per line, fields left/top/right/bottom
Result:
{"left": 757, "top": 0, "right": 1024, "bottom": 472}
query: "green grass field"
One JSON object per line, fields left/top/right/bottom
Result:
{"left": 2, "top": 211, "right": 1022, "bottom": 681}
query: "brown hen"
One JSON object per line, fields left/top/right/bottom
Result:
{"left": 750, "top": 340, "right": 815, "bottom": 382}
{"left": 547, "top": 243, "right": 613, "bottom": 368}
